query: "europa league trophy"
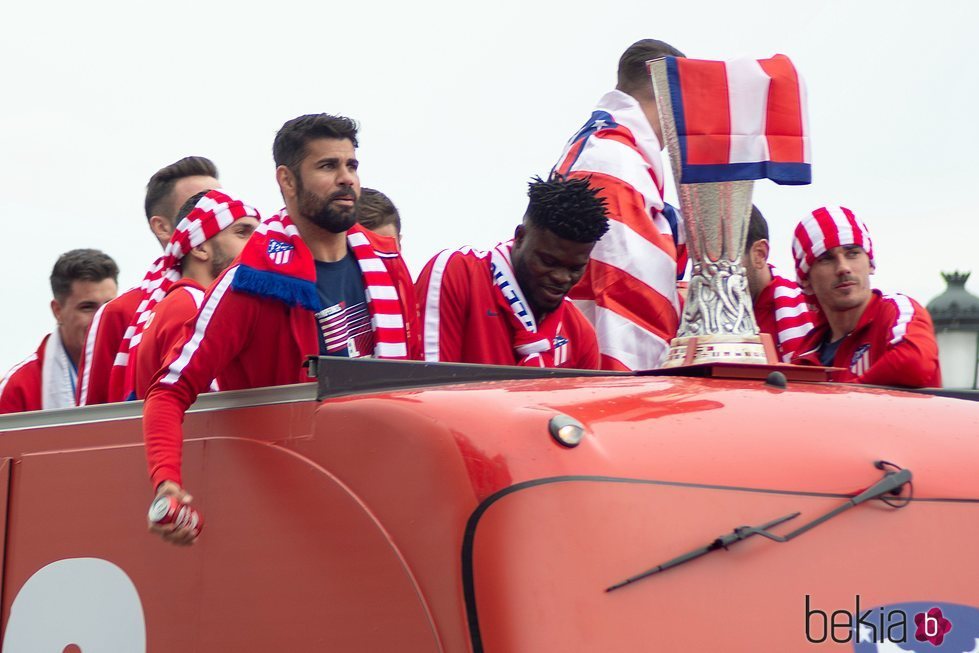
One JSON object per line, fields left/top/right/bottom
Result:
{"left": 649, "top": 60, "right": 776, "bottom": 367}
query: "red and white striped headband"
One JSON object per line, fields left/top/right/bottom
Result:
{"left": 167, "top": 189, "right": 260, "bottom": 263}
{"left": 121, "top": 189, "right": 261, "bottom": 356}
{"left": 792, "top": 206, "right": 875, "bottom": 284}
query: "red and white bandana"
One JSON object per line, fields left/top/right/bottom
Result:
{"left": 115, "top": 189, "right": 261, "bottom": 396}
{"left": 792, "top": 206, "right": 875, "bottom": 285}
{"left": 235, "top": 209, "right": 410, "bottom": 359}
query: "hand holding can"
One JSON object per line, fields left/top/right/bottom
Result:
{"left": 147, "top": 481, "right": 203, "bottom": 546}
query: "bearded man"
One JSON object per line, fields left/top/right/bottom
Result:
{"left": 142, "top": 114, "right": 421, "bottom": 545}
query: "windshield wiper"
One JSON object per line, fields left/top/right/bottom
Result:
{"left": 606, "top": 465, "right": 912, "bottom": 592}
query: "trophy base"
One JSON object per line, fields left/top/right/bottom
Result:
{"left": 661, "top": 334, "right": 778, "bottom": 368}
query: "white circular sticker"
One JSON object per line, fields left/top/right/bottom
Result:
{"left": 2, "top": 557, "right": 146, "bottom": 652}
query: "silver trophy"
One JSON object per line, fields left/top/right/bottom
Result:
{"left": 649, "top": 59, "right": 775, "bottom": 367}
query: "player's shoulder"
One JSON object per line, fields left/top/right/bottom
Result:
{"left": 103, "top": 286, "right": 144, "bottom": 317}
{"left": 0, "top": 338, "right": 45, "bottom": 392}
{"left": 875, "top": 289, "right": 926, "bottom": 319}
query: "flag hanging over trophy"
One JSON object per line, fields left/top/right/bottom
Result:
{"left": 649, "top": 54, "right": 811, "bottom": 367}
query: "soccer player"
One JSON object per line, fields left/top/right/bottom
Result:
{"left": 416, "top": 175, "right": 607, "bottom": 369}
{"left": 358, "top": 187, "right": 402, "bottom": 249}
{"left": 130, "top": 189, "right": 260, "bottom": 399}
{"left": 77, "top": 157, "right": 220, "bottom": 405}
{"left": 143, "top": 114, "right": 420, "bottom": 545}
{"left": 742, "top": 205, "right": 814, "bottom": 361}
{"left": 552, "top": 39, "right": 687, "bottom": 370}
{"left": 789, "top": 206, "right": 941, "bottom": 387}
{"left": 1, "top": 249, "right": 118, "bottom": 413}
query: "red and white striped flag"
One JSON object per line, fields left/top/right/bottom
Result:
{"left": 663, "top": 54, "right": 811, "bottom": 185}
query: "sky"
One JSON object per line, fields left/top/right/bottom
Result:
{"left": 2, "top": 0, "right": 978, "bottom": 373}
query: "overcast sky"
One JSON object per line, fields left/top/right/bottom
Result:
{"left": 2, "top": 0, "right": 977, "bottom": 373}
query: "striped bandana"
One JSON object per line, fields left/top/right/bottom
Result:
{"left": 489, "top": 243, "right": 568, "bottom": 367}
{"left": 232, "top": 209, "right": 410, "bottom": 359}
{"left": 792, "top": 206, "right": 875, "bottom": 288}
{"left": 114, "top": 189, "right": 261, "bottom": 397}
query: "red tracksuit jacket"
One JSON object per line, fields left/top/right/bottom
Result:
{"left": 133, "top": 278, "right": 206, "bottom": 401}
{"left": 143, "top": 231, "right": 420, "bottom": 488}
{"left": 0, "top": 336, "right": 48, "bottom": 414}
{"left": 76, "top": 287, "right": 142, "bottom": 406}
{"left": 791, "top": 290, "right": 941, "bottom": 388}
{"left": 415, "top": 248, "right": 600, "bottom": 369}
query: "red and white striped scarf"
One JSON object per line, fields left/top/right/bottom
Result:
{"left": 236, "top": 209, "right": 410, "bottom": 359}
{"left": 114, "top": 189, "right": 261, "bottom": 396}
{"left": 489, "top": 243, "right": 568, "bottom": 367}
{"left": 765, "top": 266, "right": 815, "bottom": 362}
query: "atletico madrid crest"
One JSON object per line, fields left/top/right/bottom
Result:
{"left": 850, "top": 344, "right": 871, "bottom": 376}
{"left": 267, "top": 239, "right": 295, "bottom": 265}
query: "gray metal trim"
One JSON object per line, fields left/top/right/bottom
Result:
{"left": 310, "top": 357, "right": 626, "bottom": 400}
{"left": 0, "top": 383, "right": 317, "bottom": 432}
{"left": 893, "top": 386, "right": 979, "bottom": 402}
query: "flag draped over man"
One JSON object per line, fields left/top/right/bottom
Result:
{"left": 553, "top": 90, "right": 683, "bottom": 371}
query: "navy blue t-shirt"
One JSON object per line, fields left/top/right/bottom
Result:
{"left": 314, "top": 255, "right": 374, "bottom": 358}
{"left": 818, "top": 336, "right": 844, "bottom": 367}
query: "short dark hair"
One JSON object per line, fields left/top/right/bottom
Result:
{"left": 358, "top": 188, "right": 401, "bottom": 235}
{"left": 174, "top": 190, "right": 213, "bottom": 226}
{"left": 145, "top": 156, "right": 219, "bottom": 221}
{"left": 525, "top": 176, "right": 609, "bottom": 243}
{"left": 616, "top": 39, "right": 685, "bottom": 97}
{"left": 745, "top": 205, "right": 769, "bottom": 253}
{"left": 50, "top": 249, "right": 119, "bottom": 303}
{"left": 273, "top": 114, "right": 359, "bottom": 173}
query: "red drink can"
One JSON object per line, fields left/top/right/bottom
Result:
{"left": 148, "top": 495, "right": 204, "bottom": 536}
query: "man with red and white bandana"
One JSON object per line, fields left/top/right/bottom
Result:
{"left": 789, "top": 206, "right": 940, "bottom": 387}
{"left": 143, "top": 114, "right": 421, "bottom": 545}
{"left": 128, "top": 189, "right": 260, "bottom": 399}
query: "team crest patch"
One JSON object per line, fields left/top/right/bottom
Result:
{"left": 552, "top": 335, "right": 569, "bottom": 366}
{"left": 267, "top": 239, "right": 294, "bottom": 265}
{"left": 850, "top": 344, "right": 871, "bottom": 376}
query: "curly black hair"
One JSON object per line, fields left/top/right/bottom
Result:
{"left": 525, "top": 175, "right": 609, "bottom": 243}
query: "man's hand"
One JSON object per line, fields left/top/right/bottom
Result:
{"left": 148, "top": 481, "right": 201, "bottom": 546}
